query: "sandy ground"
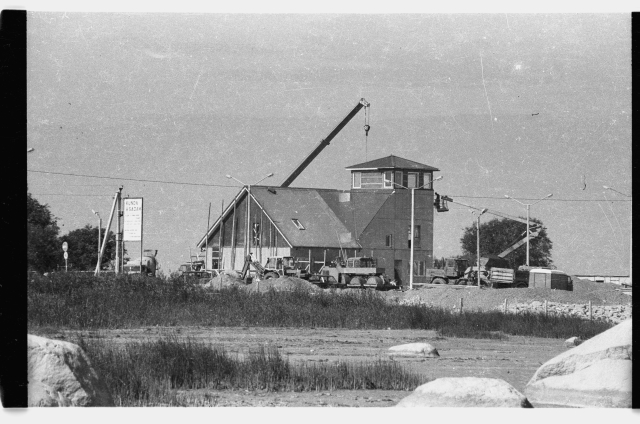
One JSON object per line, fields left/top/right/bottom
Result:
{"left": 67, "top": 325, "right": 569, "bottom": 407}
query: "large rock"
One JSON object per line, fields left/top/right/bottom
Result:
{"left": 28, "top": 335, "right": 114, "bottom": 407}
{"left": 525, "top": 319, "right": 632, "bottom": 407}
{"left": 396, "top": 377, "right": 532, "bottom": 407}
{"left": 388, "top": 342, "right": 439, "bottom": 357}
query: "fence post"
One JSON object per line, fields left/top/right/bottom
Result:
{"left": 544, "top": 300, "right": 548, "bottom": 317}
{"left": 459, "top": 297, "right": 463, "bottom": 315}
{"left": 503, "top": 298, "right": 507, "bottom": 314}
{"left": 589, "top": 301, "right": 592, "bottom": 321}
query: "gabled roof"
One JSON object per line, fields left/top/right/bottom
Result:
{"left": 251, "top": 187, "right": 361, "bottom": 249}
{"left": 197, "top": 186, "right": 394, "bottom": 250}
{"left": 345, "top": 154, "right": 440, "bottom": 171}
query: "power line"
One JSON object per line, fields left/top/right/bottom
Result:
{"left": 445, "top": 195, "right": 630, "bottom": 202}
{"left": 28, "top": 169, "right": 238, "bottom": 188}
{"left": 27, "top": 169, "right": 631, "bottom": 202}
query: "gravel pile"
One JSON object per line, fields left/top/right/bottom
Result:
{"left": 243, "top": 276, "right": 323, "bottom": 293}
{"left": 495, "top": 301, "right": 631, "bottom": 324}
{"left": 393, "top": 279, "right": 631, "bottom": 313}
{"left": 203, "top": 272, "right": 245, "bottom": 289}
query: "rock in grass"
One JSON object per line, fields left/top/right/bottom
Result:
{"left": 396, "top": 377, "right": 532, "bottom": 407}
{"left": 564, "top": 336, "right": 583, "bottom": 347}
{"left": 28, "top": 334, "right": 114, "bottom": 407}
{"left": 388, "top": 343, "right": 439, "bottom": 357}
{"left": 525, "top": 319, "right": 631, "bottom": 408}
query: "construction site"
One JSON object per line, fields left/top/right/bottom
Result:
{"left": 186, "top": 99, "right": 582, "bottom": 294}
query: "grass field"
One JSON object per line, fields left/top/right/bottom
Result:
{"left": 28, "top": 272, "right": 612, "bottom": 340}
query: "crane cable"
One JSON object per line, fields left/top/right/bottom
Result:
{"left": 363, "top": 104, "right": 371, "bottom": 160}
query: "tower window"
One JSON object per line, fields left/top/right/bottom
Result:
{"left": 353, "top": 172, "right": 362, "bottom": 188}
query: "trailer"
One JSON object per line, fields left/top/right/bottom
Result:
{"left": 316, "top": 257, "right": 397, "bottom": 290}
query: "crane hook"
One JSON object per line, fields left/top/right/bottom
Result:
{"left": 364, "top": 124, "right": 370, "bottom": 136}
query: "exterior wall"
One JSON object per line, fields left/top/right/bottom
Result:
{"left": 352, "top": 170, "right": 434, "bottom": 190}
{"left": 357, "top": 189, "right": 434, "bottom": 286}
{"left": 290, "top": 247, "right": 346, "bottom": 273}
{"left": 206, "top": 193, "right": 290, "bottom": 270}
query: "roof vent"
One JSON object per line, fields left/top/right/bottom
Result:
{"left": 339, "top": 193, "right": 351, "bottom": 203}
{"left": 267, "top": 188, "right": 277, "bottom": 194}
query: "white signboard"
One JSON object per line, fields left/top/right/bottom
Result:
{"left": 123, "top": 198, "right": 143, "bottom": 241}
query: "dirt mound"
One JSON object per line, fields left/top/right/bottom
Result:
{"left": 204, "top": 272, "right": 244, "bottom": 289}
{"left": 396, "top": 283, "right": 630, "bottom": 313}
{"left": 245, "top": 276, "right": 323, "bottom": 293}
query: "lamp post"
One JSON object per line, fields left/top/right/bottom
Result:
{"left": 226, "top": 173, "right": 274, "bottom": 260}
{"left": 470, "top": 208, "right": 488, "bottom": 287}
{"left": 603, "top": 186, "right": 632, "bottom": 284}
{"left": 504, "top": 193, "right": 552, "bottom": 266}
{"left": 92, "top": 210, "right": 102, "bottom": 256}
{"left": 385, "top": 175, "right": 442, "bottom": 290}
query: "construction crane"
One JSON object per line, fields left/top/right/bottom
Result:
{"left": 279, "top": 98, "right": 370, "bottom": 188}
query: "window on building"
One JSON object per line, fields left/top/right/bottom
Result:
{"left": 385, "top": 234, "right": 393, "bottom": 247}
{"left": 424, "top": 172, "right": 433, "bottom": 189}
{"left": 353, "top": 172, "right": 361, "bottom": 188}
{"left": 361, "top": 172, "right": 383, "bottom": 187}
{"left": 413, "top": 261, "right": 426, "bottom": 276}
{"left": 407, "top": 172, "right": 418, "bottom": 188}
{"left": 291, "top": 219, "right": 305, "bottom": 230}
{"left": 407, "top": 225, "right": 421, "bottom": 248}
{"left": 384, "top": 171, "right": 393, "bottom": 188}
{"left": 253, "top": 223, "right": 261, "bottom": 246}
{"left": 395, "top": 171, "right": 402, "bottom": 188}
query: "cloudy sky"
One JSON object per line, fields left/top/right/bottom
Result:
{"left": 26, "top": 10, "right": 631, "bottom": 275}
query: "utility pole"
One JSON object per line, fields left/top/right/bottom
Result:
{"left": 116, "top": 186, "right": 123, "bottom": 274}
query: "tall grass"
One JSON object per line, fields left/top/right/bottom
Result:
{"left": 77, "top": 336, "right": 427, "bottom": 406}
{"left": 28, "top": 273, "right": 613, "bottom": 339}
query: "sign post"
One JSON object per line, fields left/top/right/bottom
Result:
{"left": 123, "top": 198, "right": 143, "bottom": 274}
{"left": 62, "top": 242, "right": 68, "bottom": 272}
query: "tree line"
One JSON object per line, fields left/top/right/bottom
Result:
{"left": 27, "top": 192, "right": 124, "bottom": 273}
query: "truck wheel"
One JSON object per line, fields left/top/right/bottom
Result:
{"left": 432, "top": 277, "right": 446, "bottom": 285}
{"left": 351, "top": 276, "right": 364, "bottom": 288}
{"left": 264, "top": 272, "right": 278, "bottom": 280}
{"left": 514, "top": 282, "right": 528, "bottom": 288}
{"left": 456, "top": 279, "right": 467, "bottom": 286}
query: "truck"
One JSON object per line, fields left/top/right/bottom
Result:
{"left": 123, "top": 249, "right": 159, "bottom": 277}
{"left": 316, "top": 257, "right": 397, "bottom": 290}
{"left": 240, "top": 254, "right": 310, "bottom": 284}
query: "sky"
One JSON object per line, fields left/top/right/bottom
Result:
{"left": 25, "top": 9, "right": 632, "bottom": 275}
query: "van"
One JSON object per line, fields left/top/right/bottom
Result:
{"left": 528, "top": 269, "right": 573, "bottom": 291}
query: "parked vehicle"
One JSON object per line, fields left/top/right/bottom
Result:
{"left": 123, "top": 249, "right": 159, "bottom": 277}
{"left": 316, "top": 257, "right": 396, "bottom": 290}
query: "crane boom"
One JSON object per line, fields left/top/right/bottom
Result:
{"left": 279, "top": 98, "right": 370, "bottom": 188}
{"left": 497, "top": 229, "right": 541, "bottom": 258}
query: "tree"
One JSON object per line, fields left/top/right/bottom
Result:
{"left": 59, "top": 225, "right": 121, "bottom": 271}
{"left": 27, "top": 192, "right": 61, "bottom": 273}
{"left": 460, "top": 217, "right": 553, "bottom": 270}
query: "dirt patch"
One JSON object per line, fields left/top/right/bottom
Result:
{"left": 389, "top": 280, "right": 631, "bottom": 313}
{"left": 66, "top": 325, "right": 570, "bottom": 407}
{"left": 242, "top": 276, "right": 324, "bottom": 293}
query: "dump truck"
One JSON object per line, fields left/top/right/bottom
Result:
{"left": 240, "top": 254, "right": 310, "bottom": 283}
{"left": 316, "top": 257, "right": 396, "bottom": 290}
{"left": 423, "top": 258, "right": 469, "bottom": 284}
{"left": 123, "top": 249, "right": 159, "bottom": 277}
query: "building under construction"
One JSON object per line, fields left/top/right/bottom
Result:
{"left": 197, "top": 154, "right": 440, "bottom": 286}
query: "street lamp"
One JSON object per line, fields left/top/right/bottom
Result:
{"left": 603, "top": 185, "right": 632, "bottom": 285}
{"left": 385, "top": 175, "right": 443, "bottom": 290}
{"left": 470, "top": 208, "right": 488, "bottom": 287}
{"left": 225, "top": 172, "right": 274, "bottom": 261}
{"left": 92, "top": 209, "right": 102, "bottom": 257}
{"left": 504, "top": 193, "right": 552, "bottom": 266}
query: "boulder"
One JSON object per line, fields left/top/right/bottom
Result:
{"left": 28, "top": 334, "right": 114, "bottom": 407}
{"left": 564, "top": 336, "right": 583, "bottom": 347}
{"left": 388, "top": 342, "right": 439, "bottom": 358}
{"left": 525, "top": 319, "right": 632, "bottom": 407}
{"left": 396, "top": 377, "right": 532, "bottom": 407}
